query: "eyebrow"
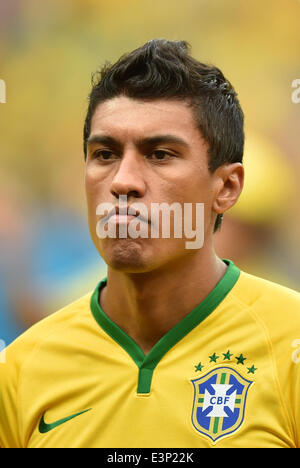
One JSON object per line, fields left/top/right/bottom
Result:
{"left": 87, "top": 135, "right": 122, "bottom": 151}
{"left": 87, "top": 134, "right": 189, "bottom": 150}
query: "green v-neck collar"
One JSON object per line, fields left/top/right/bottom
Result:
{"left": 90, "top": 259, "right": 240, "bottom": 394}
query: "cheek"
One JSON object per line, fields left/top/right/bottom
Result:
{"left": 152, "top": 181, "right": 214, "bottom": 222}
{"left": 168, "top": 173, "right": 213, "bottom": 205}
{"left": 85, "top": 166, "right": 104, "bottom": 209}
{"left": 85, "top": 174, "right": 102, "bottom": 239}
{"left": 172, "top": 177, "right": 215, "bottom": 232}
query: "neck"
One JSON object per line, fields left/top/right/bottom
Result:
{"left": 99, "top": 249, "right": 227, "bottom": 354}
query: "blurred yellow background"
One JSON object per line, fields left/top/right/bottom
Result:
{"left": 0, "top": 0, "right": 299, "bottom": 344}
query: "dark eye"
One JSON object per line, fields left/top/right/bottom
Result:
{"left": 94, "top": 150, "right": 116, "bottom": 160}
{"left": 150, "top": 150, "right": 173, "bottom": 161}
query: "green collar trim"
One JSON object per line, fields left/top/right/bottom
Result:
{"left": 90, "top": 259, "right": 240, "bottom": 394}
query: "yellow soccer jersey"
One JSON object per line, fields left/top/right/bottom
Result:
{"left": 0, "top": 260, "right": 300, "bottom": 448}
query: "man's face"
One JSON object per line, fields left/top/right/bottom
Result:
{"left": 85, "top": 96, "right": 218, "bottom": 273}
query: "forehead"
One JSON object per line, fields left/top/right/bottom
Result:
{"left": 89, "top": 96, "right": 202, "bottom": 142}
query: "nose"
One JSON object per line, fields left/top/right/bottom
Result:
{"left": 110, "top": 151, "right": 146, "bottom": 200}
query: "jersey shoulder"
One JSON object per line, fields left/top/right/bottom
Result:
{"left": 2, "top": 291, "right": 93, "bottom": 371}
{"left": 0, "top": 291, "right": 94, "bottom": 448}
{"left": 232, "top": 269, "right": 300, "bottom": 332}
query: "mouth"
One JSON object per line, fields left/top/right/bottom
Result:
{"left": 102, "top": 205, "right": 150, "bottom": 225}
{"left": 109, "top": 213, "right": 139, "bottom": 224}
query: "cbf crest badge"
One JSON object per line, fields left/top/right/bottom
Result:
{"left": 191, "top": 366, "right": 253, "bottom": 444}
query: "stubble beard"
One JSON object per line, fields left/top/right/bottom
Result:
{"left": 99, "top": 237, "right": 155, "bottom": 273}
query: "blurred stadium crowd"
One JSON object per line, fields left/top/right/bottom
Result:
{"left": 0, "top": 0, "right": 299, "bottom": 345}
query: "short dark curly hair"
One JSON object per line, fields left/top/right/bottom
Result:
{"left": 83, "top": 39, "right": 244, "bottom": 231}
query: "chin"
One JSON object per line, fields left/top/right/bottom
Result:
{"left": 100, "top": 238, "right": 155, "bottom": 273}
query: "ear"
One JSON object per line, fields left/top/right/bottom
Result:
{"left": 212, "top": 163, "right": 244, "bottom": 215}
